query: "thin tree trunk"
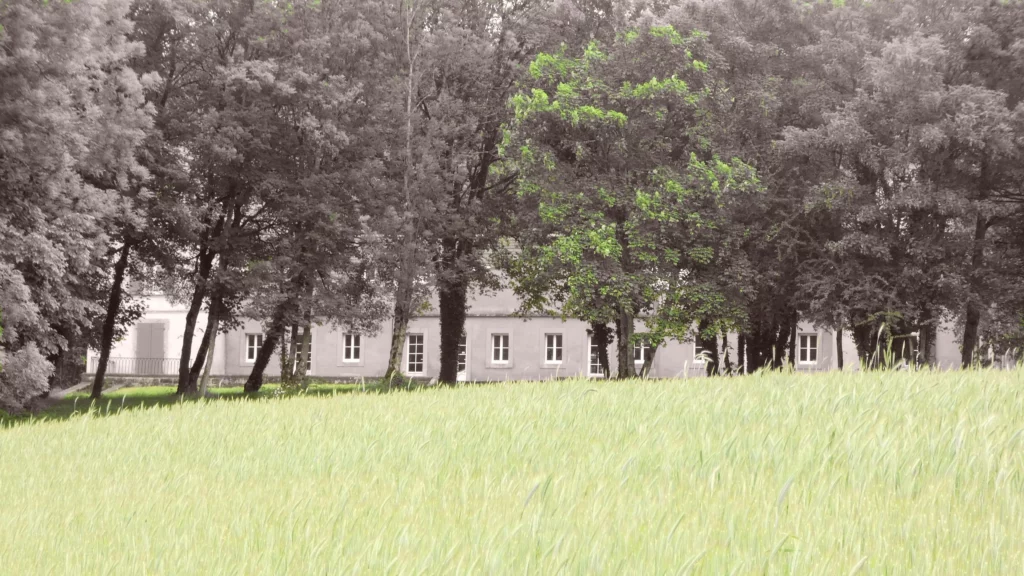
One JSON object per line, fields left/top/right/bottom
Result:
{"left": 244, "top": 298, "right": 292, "bottom": 393}
{"left": 176, "top": 248, "right": 216, "bottom": 395}
{"left": 698, "top": 319, "right": 719, "bottom": 376}
{"left": 245, "top": 326, "right": 282, "bottom": 394}
{"left": 745, "top": 332, "right": 760, "bottom": 374}
{"left": 919, "top": 315, "right": 936, "bottom": 367}
{"left": 591, "top": 322, "right": 612, "bottom": 378}
{"left": 787, "top": 312, "right": 798, "bottom": 367}
{"left": 284, "top": 323, "right": 299, "bottom": 384}
{"left": 722, "top": 332, "right": 732, "bottom": 375}
{"left": 614, "top": 310, "right": 635, "bottom": 379}
{"left": 438, "top": 247, "right": 468, "bottom": 385}
{"left": 383, "top": 274, "right": 415, "bottom": 385}
{"left": 747, "top": 327, "right": 773, "bottom": 373}
{"left": 962, "top": 215, "right": 989, "bottom": 368}
{"left": 186, "top": 298, "right": 220, "bottom": 396}
{"left": 91, "top": 242, "right": 132, "bottom": 400}
{"left": 382, "top": 7, "right": 422, "bottom": 388}
{"left": 276, "top": 325, "right": 288, "bottom": 383}
{"left": 737, "top": 334, "right": 746, "bottom": 374}
{"left": 293, "top": 317, "right": 313, "bottom": 387}
{"left": 707, "top": 337, "right": 720, "bottom": 377}
{"left": 773, "top": 322, "right": 789, "bottom": 369}
{"left": 836, "top": 325, "right": 844, "bottom": 371}
{"left": 198, "top": 313, "right": 219, "bottom": 397}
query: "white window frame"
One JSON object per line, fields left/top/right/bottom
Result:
{"left": 491, "top": 333, "right": 510, "bottom": 365}
{"left": 544, "top": 333, "right": 563, "bottom": 364}
{"left": 244, "top": 333, "right": 263, "bottom": 364}
{"left": 633, "top": 336, "right": 652, "bottom": 365}
{"left": 342, "top": 333, "right": 361, "bottom": 363}
{"left": 406, "top": 333, "right": 425, "bottom": 375}
{"left": 799, "top": 333, "right": 819, "bottom": 365}
{"left": 693, "top": 343, "right": 707, "bottom": 365}
{"left": 587, "top": 336, "right": 604, "bottom": 377}
{"left": 457, "top": 333, "right": 468, "bottom": 377}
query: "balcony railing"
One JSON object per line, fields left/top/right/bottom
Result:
{"left": 86, "top": 357, "right": 181, "bottom": 376}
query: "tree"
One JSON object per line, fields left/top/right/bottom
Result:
{"left": 0, "top": 0, "right": 152, "bottom": 410}
{"left": 503, "top": 22, "right": 756, "bottom": 378}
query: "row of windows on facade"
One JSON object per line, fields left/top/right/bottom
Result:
{"left": 244, "top": 332, "right": 821, "bottom": 375}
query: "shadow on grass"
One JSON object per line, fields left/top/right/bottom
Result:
{"left": 2, "top": 377, "right": 578, "bottom": 427}
{"left": 0, "top": 381, "right": 385, "bottom": 427}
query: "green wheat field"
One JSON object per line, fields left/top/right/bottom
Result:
{"left": 3, "top": 370, "right": 1024, "bottom": 574}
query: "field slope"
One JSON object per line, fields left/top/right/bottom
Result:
{"left": 3, "top": 370, "right": 1024, "bottom": 574}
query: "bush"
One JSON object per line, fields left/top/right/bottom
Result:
{"left": 0, "top": 343, "right": 53, "bottom": 412}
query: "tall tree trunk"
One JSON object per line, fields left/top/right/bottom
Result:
{"left": 382, "top": 1, "right": 422, "bottom": 388}
{"left": 745, "top": 332, "right": 760, "bottom": 374}
{"left": 704, "top": 336, "right": 720, "bottom": 377}
{"left": 698, "top": 319, "right": 719, "bottom": 376}
{"left": 185, "top": 296, "right": 221, "bottom": 396}
{"left": 176, "top": 247, "right": 216, "bottom": 395}
{"left": 293, "top": 316, "right": 313, "bottom": 387}
{"left": 773, "top": 321, "right": 789, "bottom": 369}
{"left": 438, "top": 242, "right": 469, "bottom": 385}
{"left": 737, "top": 334, "right": 746, "bottom": 374}
{"left": 198, "top": 312, "right": 220, "bottom": 397}
{"left": 747, "top": 327, "right": 774, "bottom": 373}
{"left": 283, "top": 323, "right": 299, "bottom": 384}
{"left": 244, "top": 327, "right": 284, "bottom": 394}
{"left": 244, "top": 297, "right": 293, "bottom": 393}
{"left": 591, "top": 322, "right": 612, "bottom": 378}
{"left": 614, "top": 310, "right": 635, "bottom": 379}
{"left": 276, "top": 325, "right": 288, "bottom": 383}
{"left": 836, "top": 325, "right": 844, "bottom": 371}
{"left": 383, "top": 272, "right": 415, "bottom": 385}
{"left": 787, "top": 312, "right": 798, "bottom": 367}
{"left": 721, "top": 332, "right": 732, "bottom": 375}
{"left": 962, "top": 215, "right": 990, "bottom": 368}
{"left": 919, "top": 313, "right": 936, "bottom": 367}
{"left": 92, "top": 242, "right": 132, "bottom": 400}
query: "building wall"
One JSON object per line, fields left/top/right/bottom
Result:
{"left": 90, "top": 293, "right": 224, "bottom": 376}
{"left": 89, "top": 288, "right": 966, "bottom": 380}
{"left": 935, "top": 320, "right": 962, "bottom": 369}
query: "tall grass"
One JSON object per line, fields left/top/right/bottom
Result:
{"left": 2, "top": 369, "right": 1024, "bottom": 574}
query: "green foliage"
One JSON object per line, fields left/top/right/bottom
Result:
{"left": 1, "top": 0, "right": 152, "bottom": 403}
{"left": 503, "top": 23, "right": 758, "bottom": 353}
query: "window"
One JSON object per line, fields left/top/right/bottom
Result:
{"left": 694, "top": 344, "right": 707, "bottom": 364}
{"left": 492, "top": 334, "right": 510, "bottom": 363}
{"left": 545, "top": 334, "right": 563, "bottom": 363}
{"left": 245, "top": 333, "right": 263, "bottom": 363}
{"left": 407, "top": 334, "right": 424, "bottom": 374}
{"left": 293, "top": 334, "right": 313, "bottom": 373}
{"left": 343, "top": 334, "right": 361, "bottom": 362}
{"left": 588, "top": 337, "right": 603, "bottom": 377}
{"left": 457, "top": 334, "right": 467, "bottom": 374}
{"left": 799, "top": 334, "right": 818, "bottom": 364}
{"left": 633, "top": 337, "right": 652, "bottom": 365}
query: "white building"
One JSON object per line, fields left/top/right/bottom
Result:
{"left": 88, "top": 288, "right": 965, "bottom": 383}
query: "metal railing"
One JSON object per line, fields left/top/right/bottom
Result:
{"left": 86, "top": 357, "right": 181, "bottom": 376}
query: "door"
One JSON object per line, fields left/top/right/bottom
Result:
{"left": 135, "top": 322, "right": 166, "bottom": 375}
{"left": 457, "top": 333, "right": 468, "bottom": 382}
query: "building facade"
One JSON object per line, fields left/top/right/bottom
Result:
{"left": 88, "top": 288, "right": 966, "bottom": 382}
